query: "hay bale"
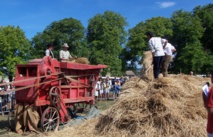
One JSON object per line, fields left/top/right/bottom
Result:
{"left": 75, "top": 58, "right": 90, "bottom": 64}
{"left": 141, "top": 51, "right": 153, "bottom": 80}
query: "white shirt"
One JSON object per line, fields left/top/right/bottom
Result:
{"left": 164, "top": 43, "right": 175, "bottom": 56}
{"left": 95, "top": 81, "right": 100, "bottom": 96}
{"left": 59, "top": 50, "right": 72, "bottom": 60}
{"left": 104, "top": 80, "right": 111, "bottom": 90}
{"left": 45, "top": 49, "right": 54, "bottom": 58}
{"left": 95, "top": 81, "right": 100, "bottom": 91}
{"left": 202, "top": 84, "right": 209, "bottom": 97}
{"left": 148, "top": 37, "right": 166, "bottom": 56}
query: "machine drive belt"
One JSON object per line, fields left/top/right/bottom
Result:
{"left": 0, "top": 72, "right": 63, "bottom": 87}
{"left": 0, "top": 78, "right": 64, "bottom": 95}
{"left": 64, "top": 76, "right": 91, "bottom": 87}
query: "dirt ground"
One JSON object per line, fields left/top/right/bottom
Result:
{"left": 0, "top": 99, "right": 115, "bottom": 137}
{"left": 0, "top": 112, "right": 21, "bottom": 137}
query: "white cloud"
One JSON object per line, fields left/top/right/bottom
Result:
{"left": 156, "top": 2, "right": 176, "bottom": 8}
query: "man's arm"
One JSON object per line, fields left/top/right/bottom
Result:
{"left": 161, "top": 39, "right": 168, "bottom": 49}
{"left": 45, "top": 50, "right": 50, "bottom": 56}
{"left": 171, "top": 46, "right": 176, "bottom": 53}
{"left": 148, "top": 40, "right": 155, "bottom": 53}
{"left": 148, "top": 40, "right": 155, "bottom": 64}
{"left": 163, "top": 41, "right": 168, "bottom": 49}
{"left": 59, "top": 51, "right": 63, "bottom": 60}
{"left": 68, "top": 52, "right": 72, "bottom": 59}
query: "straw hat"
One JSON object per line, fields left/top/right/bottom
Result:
{"left": 62, "top": 43, "right": 69, "bottom": 48}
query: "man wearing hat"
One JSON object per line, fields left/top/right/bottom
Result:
{"left": 59, "top": 43, "right": 72, "bottom": 62}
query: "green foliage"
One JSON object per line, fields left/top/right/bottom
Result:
{"left": 87, "top": 11, "right": 127, "bottom": 76}
{"left": 193, "top": 4, "right": 213, "bottom": 52}
{"left": 171, "top": 10, "right": 204, "bottom": 47}
{"left": 122, "top": 17, "right": 172, "bottom": 72}
{"left": 126, "top": 22, "right": 147, "bottom": 60}
{"left": 171, "top": 10, "right": 205, "bottom": 74}
{"left": 177, "top": 41, "right": 207, "bottom": 73}
{"left": 145, "top": 17, "right": 173, "bottom": 37}
{"left": 0, "top": 26, "right": 31, "bottom": 80}
{"left": 31, "top": 18, "right": 89, "bottom": 59}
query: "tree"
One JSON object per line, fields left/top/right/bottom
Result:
{"left": 31, "top": 18, "right": 89, "bottom": 59}
{"left": 125, "top": 22, "right": 147, "bottom": 63}
{"left": 177, "top": 42, "right": 207, "bottom": 73}
{"left": 171, "top": 10, "right": 205, "bottom": 74}
{"left": 144, "top": 17, "right": 173, "bottom": 38}
{"left": 193, "top": 4, "right": 213, "bottom": 52}
{"left": 193, "top": 4, "right": 213, "bottom": 74}
{"left": 123, "top": 17, "right": 172, "bottom": 71}
{"left": 87, "top": 11, "right": 128, "bottom": 76}
{"left": 0, "top": 26, "right": 31, "bottom": 81}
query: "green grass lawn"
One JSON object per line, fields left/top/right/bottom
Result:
{"left": 95, "top": 99, "right": 115, "bottom": 111}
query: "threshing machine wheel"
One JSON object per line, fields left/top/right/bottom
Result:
{"left": 8, "top": 110, "right": 15, "bottom": 130}
{"left": 41, "top": 107, "right": 60, "bottom": 132}
{"left": 73, "top": 102, "right": 92, "bottom": 113}
{"left": 49, "top": 86, "right": 61, "bottom": 107}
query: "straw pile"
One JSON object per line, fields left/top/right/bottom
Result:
{"left": 69, "top": 57, "right": 90, "bottom": 64}
{"left": 47, "top": 77, "right": 208, "bottom": 137}
{"left": 47, "top": 52, "right": 209, "bottom": 137}
{"left": 94, "top": 75, "right": 208, "bottom": 137}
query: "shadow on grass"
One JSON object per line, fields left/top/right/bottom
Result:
{"left": 0, "top": 119, "right": 10, "bottom": 136}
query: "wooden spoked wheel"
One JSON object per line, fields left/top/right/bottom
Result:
{"left": 74, "top": 102, "right": 92, "bottom": 113}
{"left": 8, "top": 110, "right": 15, "bottom": 130}
{"left": 49, "top": 86, "right": 61, "bottom": 107}
{"left": 41, "top": 107, "right": 60, "bottom": 132}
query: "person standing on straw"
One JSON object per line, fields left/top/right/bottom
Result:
{"left": 161, "top": 38, "right": 176, "bottom": 77}
{"left": 204, "top": 71, "right": 213, "bottom": 136}
{"left": 146, "top": 32, "right": 167, "bottom": 79}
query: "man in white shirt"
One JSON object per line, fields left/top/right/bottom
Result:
{"left": 162, "top": 42, "right": 176, "bottom": 77}
{"left": 59, "top": 43, "right": 72, "bottom": 62}
{"left": 146, "top": 32, "right": 167, "bottom": 79}
{"left": 45, "top": 43, "right": 54, "bottom": 59}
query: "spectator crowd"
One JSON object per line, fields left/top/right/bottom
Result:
{"left": 94, "top": 76, "right": 128, "bottom": 101}
{"left": 0, "top": 80, "right": 15, "bottom": 114}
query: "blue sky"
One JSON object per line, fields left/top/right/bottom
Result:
{"left": 0, "top": 0, "right": 212, "bottom": 40}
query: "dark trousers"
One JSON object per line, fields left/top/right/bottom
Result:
{"left": 153, "top": 56, "right": 164, "bottom": 79}
{"left": 0, "top": 102, "right": 2, "bottom": 112}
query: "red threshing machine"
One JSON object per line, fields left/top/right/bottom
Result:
{"left": 7, "top": 56, "right": 106, "bottom": 132}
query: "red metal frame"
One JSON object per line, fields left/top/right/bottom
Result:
{"left": 14, "top": 56, "right": 107, "bottom": 122}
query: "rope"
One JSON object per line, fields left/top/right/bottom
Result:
{"left": 64, "top": 76, "right": 91, "bottom": 87}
